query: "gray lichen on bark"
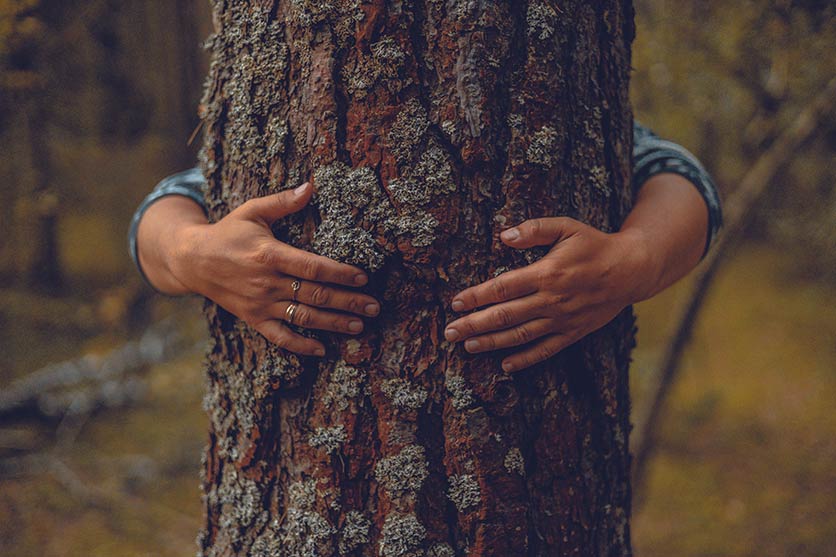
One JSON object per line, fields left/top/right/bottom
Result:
{"left": 379, "top": 513, "right": 427, "bottom": 557}
{"left": 504, "top": 447, "right": 525, "bottom": 476}
{"left": 445, "top": 374, "right": 476, "bottom": 410}
{"left": 374, "top": 444, "right": 430, "bottom": 500}
{"left": 309, "top": 425, "right": 347, "bottom": 455}
{"left": 321, "top": 359, "right": 368, "bottom": 411}
{"left": 338, "top": 510, "right": 372, "bottom": 555}
{"left": 447, "top": 474, "right": 481, "bottom": 513}
{"left": 380, "top": 378, "right": 428, "bottom": 411}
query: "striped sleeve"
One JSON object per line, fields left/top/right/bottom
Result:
{"left": 632, "top": 121, "right": 723, "bottom": 258}
{"left": 127, "top": 167, "right": 208, "bottom": 291}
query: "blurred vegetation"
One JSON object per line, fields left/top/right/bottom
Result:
{"left": 0, "top": 1, "right": 834, "bottom": 556}
{"left": 632, "top": 0, "right": 836, "bottom": 280}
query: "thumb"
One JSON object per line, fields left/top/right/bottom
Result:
{"left": 239, "top": 182, "right": 313, "bottom": 224}
{"left": 500, "top": 217, "right": 581, "bottom": 248}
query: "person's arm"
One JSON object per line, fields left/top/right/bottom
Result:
{"left": 128, "top": 168, "right": 207, "bottom": 294}
{"left": 129, "top": 172, "right": 381, "bottom": 357}
{"left": 632, "top": 121, "right": 722, "bottom": 258}
{"left": 443, "top": 123, "right": 722, "bottom": 373}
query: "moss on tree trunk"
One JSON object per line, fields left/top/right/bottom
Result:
{"left": 198, "top": 1, "right": 635, "bottom": 556}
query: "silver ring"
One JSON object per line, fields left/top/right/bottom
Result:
{"left": 291, "top": 279, "right": 302, "bottom": 302}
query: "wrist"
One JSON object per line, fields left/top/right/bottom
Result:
{"left": 166, "top": 222, "right": 208, "bottom": 296}
{"left": 612, "top": 226, "right": 662, "bottom": 305}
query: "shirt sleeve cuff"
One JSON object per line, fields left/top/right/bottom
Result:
{"left": 127, "top": 168, "right": 208, "bottom": 294}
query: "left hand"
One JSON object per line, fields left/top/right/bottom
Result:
{"left": 444, "top": 217, "right": 653, "bottom": 373}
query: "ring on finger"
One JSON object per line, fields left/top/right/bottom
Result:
{"left": 291, "top": 279, "right": 302, "bottom": 302}
{"left": 285, "top": 302, "right": 299, "bottom": 325}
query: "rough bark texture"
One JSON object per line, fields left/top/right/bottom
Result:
{"left": 197, "top": 1, "right": 635, "bottom": 556}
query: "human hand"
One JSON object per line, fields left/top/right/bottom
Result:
{"left": 444, "top": 217, "right": 653, "bottom": 372}
{"left": 170, "top": 182, "right": 381, "bottom": 357}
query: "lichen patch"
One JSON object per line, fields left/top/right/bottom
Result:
{"left": 504, "top": 447, "right": 525, "bottom": 476}
{"left": 445, "top": 374, "right": 476, "bottom": 410}
{"left": 379, "top": 512, "right": 427, "bottom": 557}
{"left": 309, "top": 425, "right": 347, "bottom": 455}
{"left": 526, "top": 125, "right": 559, "bottom": 168}
{"left": 374, "top": 444, "right": 430, "bottom": 499}
{"left": 447, "top": 474, "right": 481, "bottom": 513}
{"left": 380, "top": 378, "right": 429, "bottom": 411}
{"left": 322, "top": 359, "right": 368, "bottom": 411}
{"left": 339, "top": 510, "right": 371, "bottom": 555}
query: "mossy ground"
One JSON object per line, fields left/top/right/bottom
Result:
{"left": 1, "top": 243, "right": 835, "bottom": 556}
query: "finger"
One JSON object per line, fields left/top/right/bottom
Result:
{"left": 500, "top": 217, "right": 582, "bottom": 249}
{"left": 238, "top": 182, "right": 314, "bottom": 225}
{"left": 445, "top": 295, "right": 544, "bottom": 342}
{"left": 501, "top": 332, "right": 575, "bottom": 373}
{"left": 277, "top": 245, "right": 369, "bottom": 286}
{"left": 254, "top": 319, "right": 325, "bottom": 357}
{"left": 450, "top": 267, "right": 538, "bottom": 312}
{"left": 462, "top": 318, "right": 554, "bottom": 354}
{"left": 272, "top": 301, "right": 365, "bottom": 335}
{"left": 288, "top": 279, "right": 380, "bottom": 316}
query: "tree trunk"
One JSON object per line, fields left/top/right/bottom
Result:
{"left": 198, "top": 2, "right": 635, "bottom": 556}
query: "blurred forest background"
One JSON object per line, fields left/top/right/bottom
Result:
{"left": 1, "top": 1, "right": 834, "bottom": 556}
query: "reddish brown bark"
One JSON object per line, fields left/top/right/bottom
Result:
{"left": 198, "top": 2, "right": 635, "bottom": 556}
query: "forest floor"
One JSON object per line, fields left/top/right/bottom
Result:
{"left": 1, "top": 242, "right": 834, "bottom": 557}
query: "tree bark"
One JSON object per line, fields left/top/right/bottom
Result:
{"left": 197, "top": 2, "right": 635, "bottom": 556}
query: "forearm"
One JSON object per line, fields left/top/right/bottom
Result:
{"left": 136, "top": 196, "right": 207, "bottom": 295}
{"left": 618, "top": 172, "right": 709, "bottom": 303}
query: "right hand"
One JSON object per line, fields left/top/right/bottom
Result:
{"left": 171, "top": 182, "right": 380, "bottom": 357}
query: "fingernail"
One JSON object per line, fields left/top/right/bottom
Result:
{"left": 348, "top": 320, "right": 363, "bottom": 332}
{"left": 314, "top": 347, "right": 326, "bottom": 356}
{"left": 294, "top": 182, "right": 310, "bottom": 195}
{"left": 502, "top": 361, "right": 514, "bottom": 372}
{"left": 365, "top": 303, "right": 380, "bottom": 316}
{"left": 451, "top": 299, "right": 464, "bottom": 311}
{"left": 354, "top": 273, "right": 368, "bottom": 285}
{"left": 465, "top": 339, "right": 480, "bottom": 352}
{"left": 445, "top": 327, "right": 460, "bottom": 342}
{"left": 501, "top": 228, "right": 519, "bottom": 241}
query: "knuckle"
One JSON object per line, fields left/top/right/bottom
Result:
{"left": 268, "top": 330, "right": 289, "bottom": 348}
{"left": 537, "top": 263, "right": 560, "bottom": 286}
{"left": 302, "top": 257, "right": 323, "bottom": 281}
{"left": 239, "top": 198, "right": 257, "bottom": 214}
{"left": 494, "top": 307, "right": 515, "bottom": 328}
{"left": 514, "top": 325, "right": 533, "bottom": 345}
{"left": 309, "top": 285, "right": 331, "bottom": 306}
{"left": 536, "top": 343, "right": 554, "bottom": 363}
{"left": 459, "top": 318, "right": 476, "bottom": 335}
{"left": 490, "top": 279, "right": 509, "bottom": 301}
{"left": 253, "top": 244, "right": 276, "bottom": 267}
{"left": 294, "top": 306, "right": 313, "bottom": 327}
{"left": 250, "top": 275, "right": 274, "bottom": 294}
{"left": 241, "top": 301, "right": 264, "bottom": 321}
{"left": 345, "top": 296, "right": 362, "bottom": 314}
{"left": 527, "top": 219, "right": 542, "bottom": 236}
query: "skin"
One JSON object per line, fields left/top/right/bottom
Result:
{"left": 137, "top": 173, "right": 708, "bottom": 371}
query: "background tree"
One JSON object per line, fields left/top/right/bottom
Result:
{"left": 198, "top": 2, "right": 635, "bottom": 556}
